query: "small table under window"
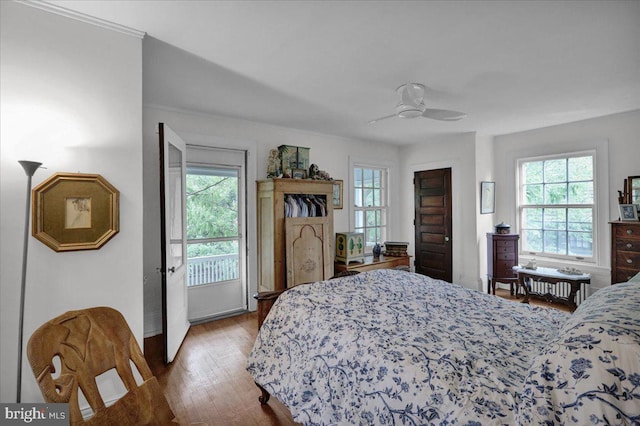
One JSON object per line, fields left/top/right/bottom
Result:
{"left": 512, "top": 266, "right": 591, "bottom": 309}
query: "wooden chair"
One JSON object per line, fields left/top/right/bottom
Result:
{"left": 27, "top": 307, "right": 177, "bottom": 426}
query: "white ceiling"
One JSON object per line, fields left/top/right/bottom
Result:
{"left": 46, "top": 0, "right": 640, "bottom": 145}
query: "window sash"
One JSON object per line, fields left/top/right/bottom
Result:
{"left": 518, "top": 154, "right": 594, "bottom": 261}
{"left": 353, "top": 166, "right": 388, "bottom": 252}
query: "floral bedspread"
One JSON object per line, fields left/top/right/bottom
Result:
{"left": 246, "top": 269, "right": 570, "bottom": 425}
{"left": 518, "top": 280, "right": 640, "bottom": 425}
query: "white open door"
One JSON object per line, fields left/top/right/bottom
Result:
{"left": 159, "top": 123, "right": 190, "bottom": 363}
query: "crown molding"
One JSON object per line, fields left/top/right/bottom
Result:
{"left": 16, "top": 0, "right": 146, "bottom": 39}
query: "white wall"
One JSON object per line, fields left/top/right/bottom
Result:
{"left": 0, "top": 2, "right": 143, "bottom": 403}
{"left": 493, "top": 110, "right": 640, "bottom": 292}
{"left": 141, "top": 105, "right": 401, "bottom": 335}
{"left": 399, "top": 133, "right": 480, "bottom": 289}
{"left": 475, "top": 134, "right": 496, "bottom": 292}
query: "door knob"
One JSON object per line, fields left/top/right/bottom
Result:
{"left": 168, "top": 266, "right": 176, "bottom": 273}
{"left": 444, "top": 236, "right": 450, "bottom": 242}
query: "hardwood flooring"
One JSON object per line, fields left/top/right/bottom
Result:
{"left": 145, "top": 313, "right": 299, "bottom": 426}
{"left": 144, "top": 289, "right": 572, "bottom": 426}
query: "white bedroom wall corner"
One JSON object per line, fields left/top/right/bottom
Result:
{"left": 1, "top": 1, "right": 143, "bottom": 403}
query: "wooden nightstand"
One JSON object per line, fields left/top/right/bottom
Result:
{"left": 487, "top": 233, "right": 519, "bottom": 295}
{"left": 334, "top": 255, "right": 411, "bottom": 274}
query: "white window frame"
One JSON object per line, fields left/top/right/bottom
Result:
{"left": 351, "top": 163, "right": 389, "bottom": 254}
{"left": 517, "top": 150, "right": 597, "bottom": 263}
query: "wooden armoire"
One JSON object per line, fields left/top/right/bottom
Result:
{"left": 257, "top": 179, "right": 334, "bottom": 291}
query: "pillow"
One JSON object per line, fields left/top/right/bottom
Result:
{"left": 628, "top": 271, "right": 640, "bottom": 282}
{"left": 517, "top": 282, "right": 640, "bottom": 424}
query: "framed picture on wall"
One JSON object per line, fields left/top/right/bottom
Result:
{"left": 333, "top": 180, "right": 343, "bottom": 209}
{"left": 480, "top": 181, "right": 495, "bottom": 214}
{"left": 32, "top": 172, "right": 120, "bottom": 252}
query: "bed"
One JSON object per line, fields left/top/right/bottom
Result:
{"left": 246, "top": 269, "right": 640, "bottom": 425}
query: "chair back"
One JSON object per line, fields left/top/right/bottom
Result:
{"left": 27, "top": 307, "right": 176, "bottom": 425}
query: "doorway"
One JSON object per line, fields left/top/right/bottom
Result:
{"left": 414, "top": 168, "right": 453, "bottom": 282}
{"left": 186, "top": 146, "right": 247, "bottom": 322}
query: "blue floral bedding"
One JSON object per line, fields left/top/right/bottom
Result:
{"left": 518, "top": 280, "right": 640, "bottom": 425}
{"left": 247, "top": 270, "right": 569, "bottom": 424}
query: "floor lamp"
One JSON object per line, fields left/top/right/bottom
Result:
{"left": 17, "top": 160, "right": 42, "bottom": 403}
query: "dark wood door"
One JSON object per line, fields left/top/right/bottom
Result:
{"left": 414, "top": 168, "right": 452, "bottom": 282}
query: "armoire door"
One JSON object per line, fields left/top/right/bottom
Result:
{"left": 285, "top": 217, "right": 332, "bottom": 287}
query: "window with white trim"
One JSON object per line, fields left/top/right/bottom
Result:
{"left": 353, "top": 166, "right": 388, "bottom": 253}
{"left": 518, "top": 153, "right": 595, "bottom": 261}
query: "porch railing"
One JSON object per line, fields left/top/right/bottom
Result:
{"left": 187, "top": 254, "right": 239, "bottom": 287}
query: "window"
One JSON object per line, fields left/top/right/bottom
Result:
{"left": 518, "top": 153, "right": 595, "bottom": 261}
{"left": 353, "top": 166, "right": 388, "bottom": 253}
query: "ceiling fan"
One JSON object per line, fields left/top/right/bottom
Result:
{"left": 368, "top": 83, "right": 467, "bottom": 124}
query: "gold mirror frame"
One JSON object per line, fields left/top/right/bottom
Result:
{"left": 32, "top": 173, "right": 119, "bottom": 252}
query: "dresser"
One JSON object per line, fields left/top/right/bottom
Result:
{"left": 487, "top": 233, "right": 519, "bottom": 295}
{"left": 610, "top": 221, "right": 640, "bottom": 284}
{"left": 334, "top": 255, "right": 411, "bottom": 274}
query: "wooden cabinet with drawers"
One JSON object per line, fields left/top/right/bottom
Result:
{"left": 487, "top": 233, "right": 520, "bottom": 295}
{"left": 610, "top": 221, "right": 640, "bottom": 284}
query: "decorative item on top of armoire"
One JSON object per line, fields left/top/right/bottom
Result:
{"left": 257, "top": 178, "right": 334, "bottom": 292}
{"left": 266, "top": 148, "right": 280, "bottom": 178}
{"left": 610, "top": 221, "right": 640, "bottom": 284}
{"left": 487, "top": 232, "right": 519, "bottom": 295}
{"left": 31, "top": 173, "right": 119, "bottom": 252}
{"left": 278, "top": 145, "right": 310, "bottom": 177}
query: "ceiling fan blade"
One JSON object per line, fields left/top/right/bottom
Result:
{"left": 368, "top": 114, "right": 396, "bottom": 124}
{"left": 421, "top": 108, "right": 467, "bottom": 121}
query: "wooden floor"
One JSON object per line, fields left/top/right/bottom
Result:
{"left": 145, "top": 313, "right": 299, "bottom": 426}
{"left": 144, "top": 289, "right": 572, "bottom": 426}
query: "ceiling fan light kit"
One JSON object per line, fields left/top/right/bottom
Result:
{"left": 396, "top": 105, "right": 425, "bottom": 119}
{"left": 370, "top": 82, "right": 467, "bottom": 124}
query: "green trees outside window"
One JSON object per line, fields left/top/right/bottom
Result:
{"left": 186, "top": 167, "right": 240, "bottom": 285}
{"left": 520, "top": 155, "right": 594, "bottom": 259}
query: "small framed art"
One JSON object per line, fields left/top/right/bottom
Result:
{"left": 333, "top": 180, "right": 343, "bottom": 209}
{"left": 32, "top": 172, "right": 120, "bottom": 252}
{"left": 480, "top": 181, "right": 495, "bottom": 214}
{"left": 292, "top": 169, "right": 307, "bottom": 179}
{"left": 619, "top": 204, "right": 639, "bottom": 221}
